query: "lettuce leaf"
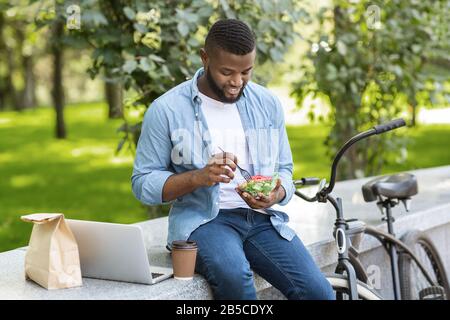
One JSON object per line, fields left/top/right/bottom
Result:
{"left": 238, "top": 172, "right": 279, "bottom": 197}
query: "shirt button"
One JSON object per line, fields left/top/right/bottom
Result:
{"left": 203, "top": 219, "right": 207, "bottom": 222}
{"left": 215, "top": 202, "right": 219, "bottom": 205}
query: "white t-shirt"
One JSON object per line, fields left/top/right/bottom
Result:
{"left": 198, "top": 92, "right": 267, "bottom": 214}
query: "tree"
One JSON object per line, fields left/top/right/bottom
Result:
{"left": 0, "top": 8, "right": 20, "bottom": 110}
{"left": 51, "top": 15, "right": 66, "bottom": 139}
{"left": 32, "top": 0, "right": 68, "bottom": 138}
{"left": 291, "top": 0, "right": 449, "bottom": 179}
{"left": 16, "top": 24, "right": 37, "bottom": 109}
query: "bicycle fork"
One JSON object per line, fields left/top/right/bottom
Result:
{"left": 331, "top": 196, "right": 359, "bottom": 300}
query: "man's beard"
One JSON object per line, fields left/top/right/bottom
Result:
{"left": 205, "top": 68, "right": 245, "bottom": 103}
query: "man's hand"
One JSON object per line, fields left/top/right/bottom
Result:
{"left": 193, "top": 151, "right": 238, "bottom": 187}
{"left": 235, "top": 178, "right": 285, "bottom": 209}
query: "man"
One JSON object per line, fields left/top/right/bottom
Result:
{"left": 132, "top": 19, "right": 334, "bottom": 300}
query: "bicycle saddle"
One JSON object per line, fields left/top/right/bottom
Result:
{"left": 362, "top": 173, "right": 418, "bottom": 202}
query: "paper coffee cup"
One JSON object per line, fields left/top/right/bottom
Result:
{"left": 171, "top": 240, "right": 198, "bottom": 280}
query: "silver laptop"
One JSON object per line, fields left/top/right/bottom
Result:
{"left": 66, "top": 219, "right": 173, "bottom": 285}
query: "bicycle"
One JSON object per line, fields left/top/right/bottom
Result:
{"left": 293, "top": 118, "right": 450, "bottom": 300}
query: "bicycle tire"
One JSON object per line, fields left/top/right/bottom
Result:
{"left": 398, "top": 230, "right": 450, "bottom": 300}
{"left": 326, "top": 273, "right": 382, "bottom": 300}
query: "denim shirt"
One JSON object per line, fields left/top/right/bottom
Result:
{"left": 131, "top": 68, "right": 297, "bottom": 248}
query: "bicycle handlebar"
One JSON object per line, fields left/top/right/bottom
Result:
{"left": 294, "top": 178, "right": 321, "bottom": 202}
{"left": 295, "top": 118, "right": 407, "bottom": 202}
{"left": 373, "top": 118, "right": 406, "bottom": 135}
{"left": 293, "top": 177, "right": 321, "bottom": 186}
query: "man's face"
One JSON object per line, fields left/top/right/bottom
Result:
{"left": 201, "top": 48, "right": 256, "bottom": 103}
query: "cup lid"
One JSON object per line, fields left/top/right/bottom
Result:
{"left": 172, "top": 240, "right": 198, "bottom": 249}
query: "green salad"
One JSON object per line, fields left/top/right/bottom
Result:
{"left": 238, "top": 173, "right": 279, "bottom": 197}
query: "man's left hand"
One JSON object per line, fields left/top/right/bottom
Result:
{"left": 235, "top": 178, "right": 285, "bottom": 209}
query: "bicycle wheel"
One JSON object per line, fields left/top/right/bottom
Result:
{"left": 398, "top": 230, "right": 450, "bottom": 300}
{"left": 326, "top": 274, "right": 382, "bottom": 300}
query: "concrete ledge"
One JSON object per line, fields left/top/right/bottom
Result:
{"left": 1, "top": 165, "right": 449, "bottom": 299}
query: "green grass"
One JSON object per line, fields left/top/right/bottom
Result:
{"left": 0, "top": 102, "right": 148, "bottom": 253}
{"left": 1, "top": 102, "right": 450, "bottom": 252}
{"left": 287, "top": 125, "right": 330, "bottom": 179}
{"left": 287, "top": 124, "right": 450, "bottom": 179}
{"left": 379, "top": 125, "right": 450, "bottom": 173}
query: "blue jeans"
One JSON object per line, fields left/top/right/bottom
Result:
{"left": 188, "top": 208, "right": 335, "bottom": 300}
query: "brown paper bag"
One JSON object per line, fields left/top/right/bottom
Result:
{"left": 21, "top": 213, "right": 83, "bottom": 290}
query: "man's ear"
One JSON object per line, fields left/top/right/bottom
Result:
{"left": 200, "top": 48, "right": 208, "bottom": 69}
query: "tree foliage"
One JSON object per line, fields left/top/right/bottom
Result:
{"left": 47, "top": 0, "right": 307, "bottom": 152}
{"left": 291, "top": 0, "right": 449, "bottom": 179}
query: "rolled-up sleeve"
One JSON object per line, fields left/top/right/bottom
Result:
{"left": 131, "top": 100, "right": 175, "bottom": 206}
{"left": 273, "top": 97, "right": 295, "bottom": 206}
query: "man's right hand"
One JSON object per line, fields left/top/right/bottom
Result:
{"left": 194, "top": 151, "right": 238, "bottom": 187}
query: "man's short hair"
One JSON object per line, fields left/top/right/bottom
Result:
{"left": 205, "top": 19, "right": 256, "bottom": 55}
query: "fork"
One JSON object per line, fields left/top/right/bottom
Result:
{"left": 217, "top": 147, "right": 252, "bottom": 182}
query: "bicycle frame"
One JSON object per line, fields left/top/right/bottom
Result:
{"left": 328, "top": 195, "right": 359, "bottom": 299}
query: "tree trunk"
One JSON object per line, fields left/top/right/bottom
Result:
{"left": 408, "top": 94, "right": 417, "bottom": 127}
{"left": 22, "top": 55, "right": 37, "bottom": 109}
{"left": 14, "top": 25, "right": 27, "bottom": 111}
{"left": 0, "top": 11, "right": 5, "bottom": 110}
{"left": 105, "top": 81, "right": 124, "bottom": 118}
{"left": 5, "top": 47, "right": 19, "bottom": 110}
{"left": 0, "top": 11, "right": 19, "bottom": 111}
{"left": 411, "top": 103, "right": 417, "bottom": 127}
{"left": 51, "top": 19, "right": 66, "bottom": 139}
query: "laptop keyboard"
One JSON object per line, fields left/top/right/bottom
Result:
{"left": 151, "top": 272, "right": 164, "bottom": 279}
